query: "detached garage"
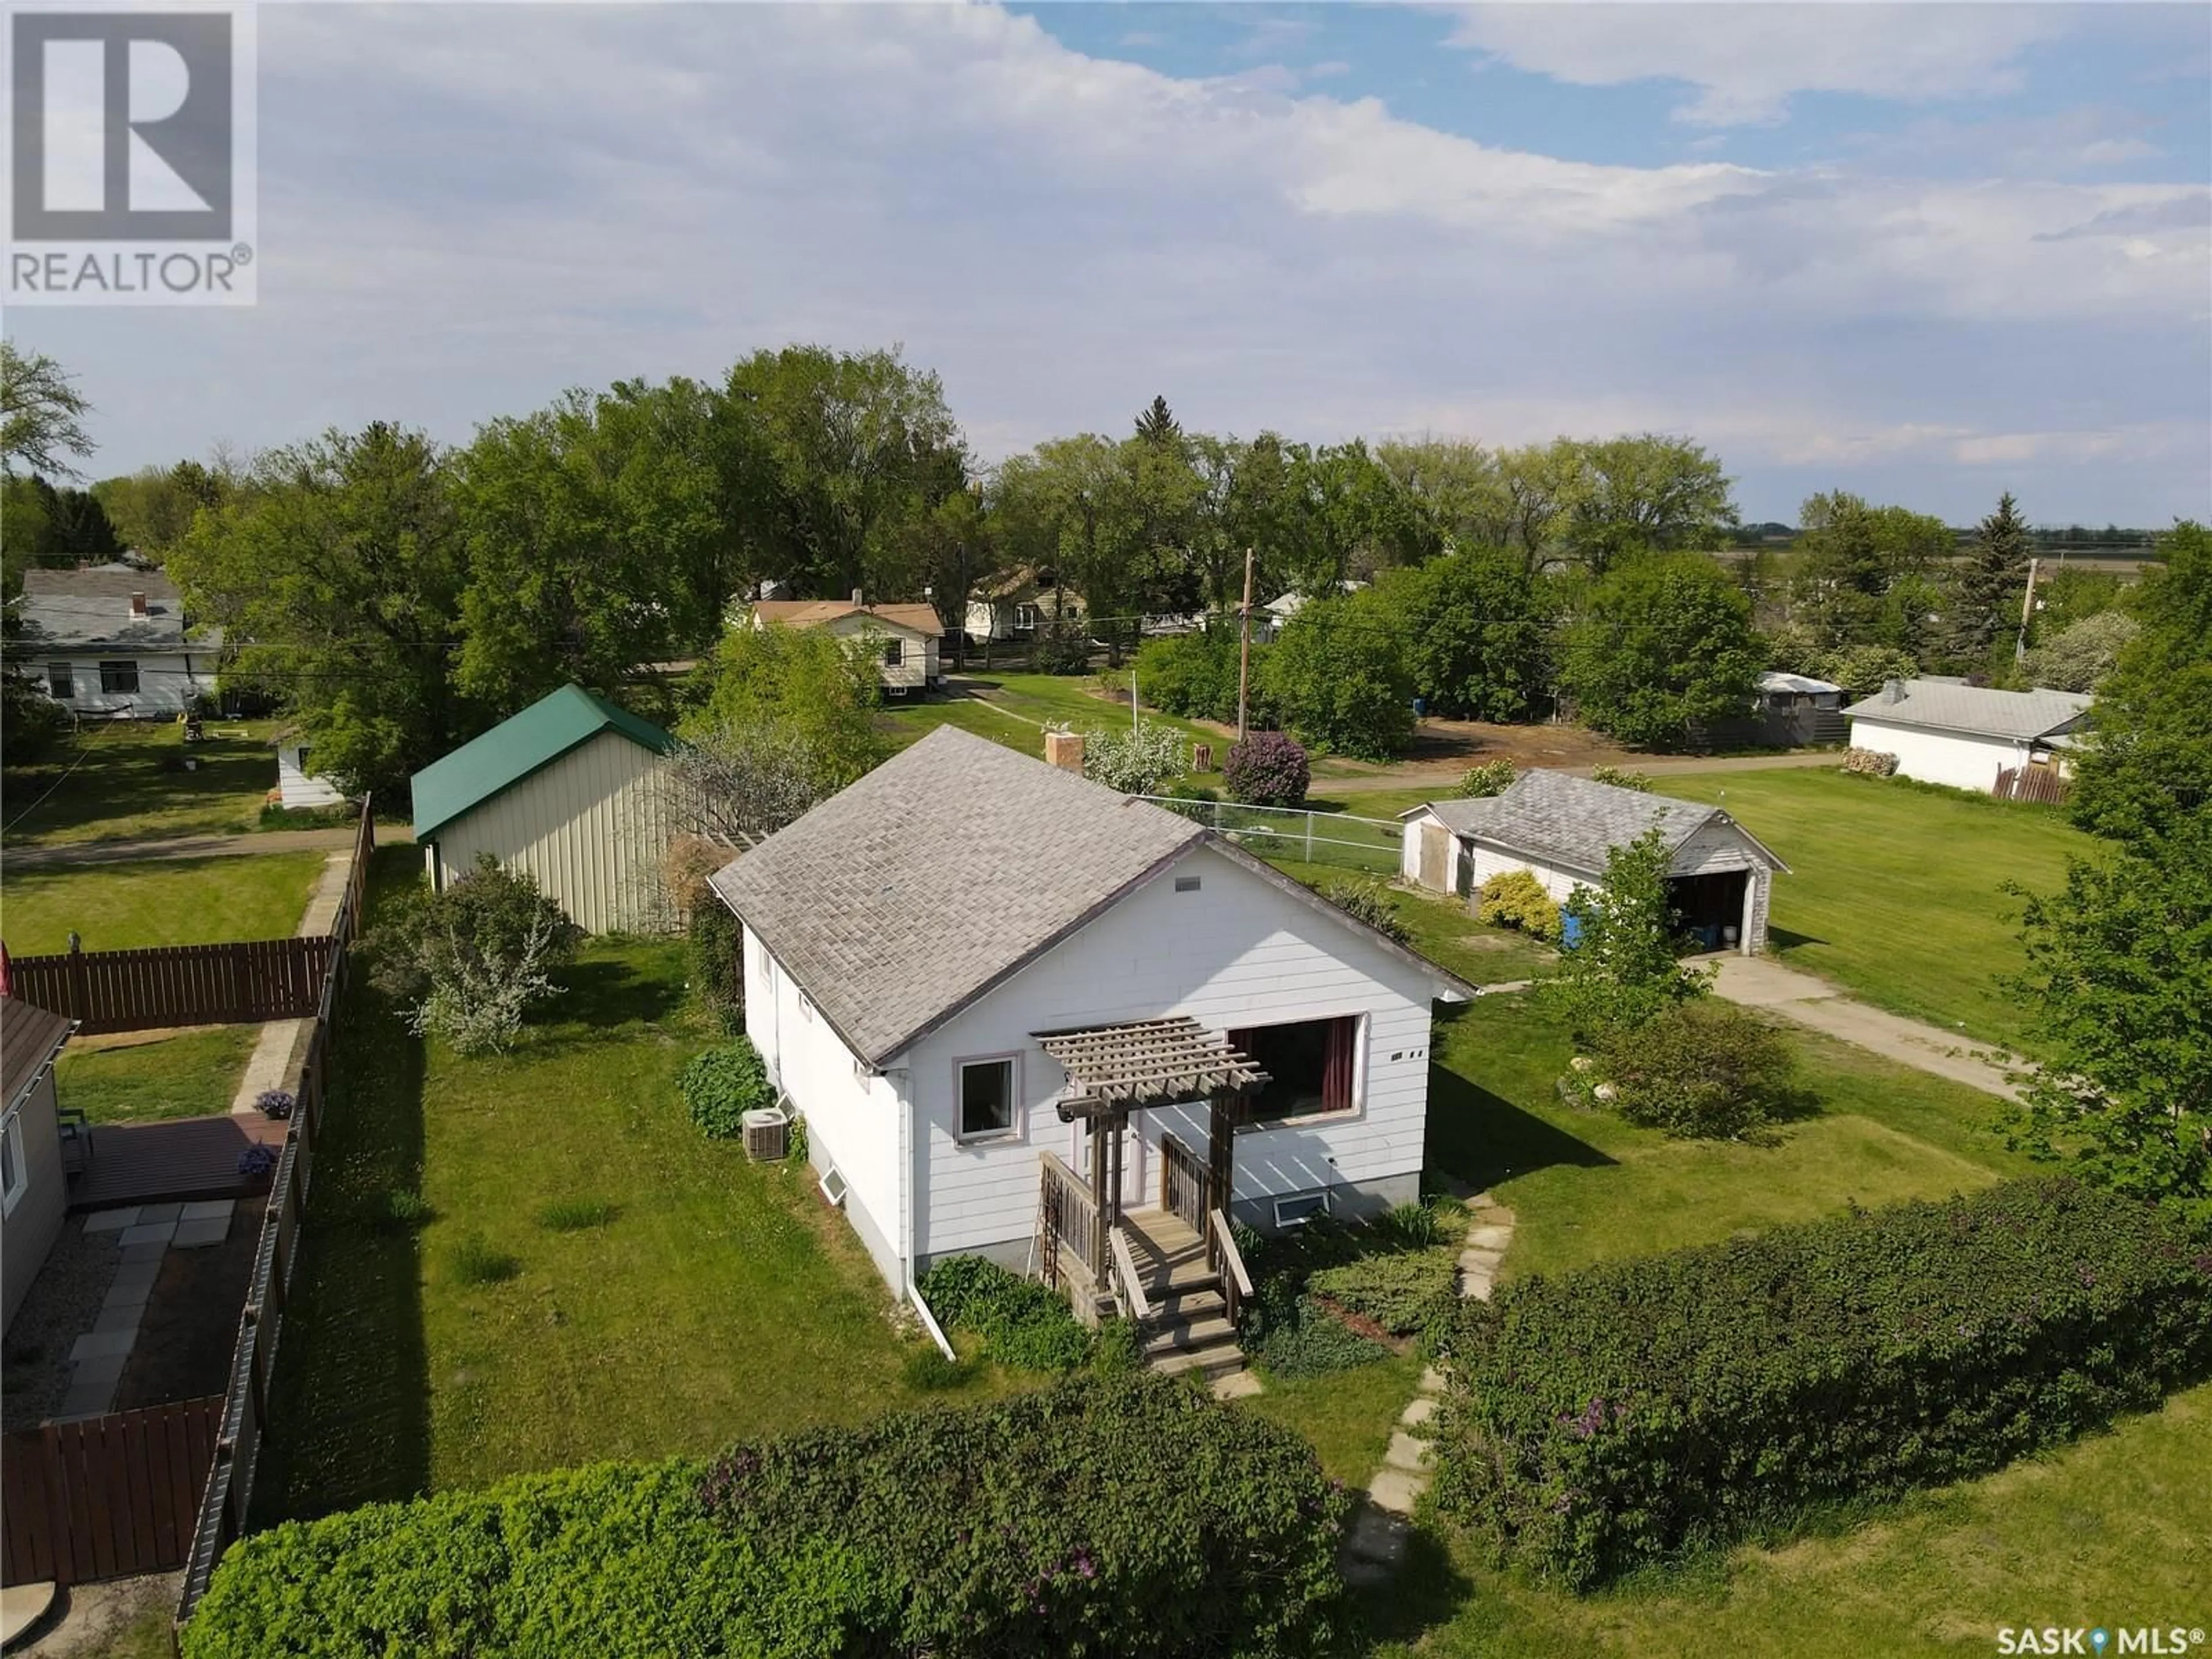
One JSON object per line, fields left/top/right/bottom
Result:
{"left": 411, "top": 684, "right": 680, "bottom": 934}
{"left": 1400, "top": 770, "right": 1789, "bottom": 956}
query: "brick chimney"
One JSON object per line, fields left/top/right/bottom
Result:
{"left": 130, "top": 591, "right": 148, "bottom": 619}
{"left": 1044, "top": 730, "right": 1085, "bottom": 774}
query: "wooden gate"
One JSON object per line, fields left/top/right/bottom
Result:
{"left": 1994, "top": 766, "right": 2072, "bottom": 805}
{"left": 2, "top": 1398, "right": 222, "bottom": 1587}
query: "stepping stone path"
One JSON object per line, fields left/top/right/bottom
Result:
{"left": 60, "top": 1200, "right": 236, "bottom": 1419}
{"left": 1339, "top": 1192, "right": 1516, "bottom": 1588}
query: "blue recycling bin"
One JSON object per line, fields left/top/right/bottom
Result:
{"left": 1560, "top": 912, "right": 1584, "bottom": 949}
{"left": 1412, "top": 696, "right": 1427, "bottom": 718}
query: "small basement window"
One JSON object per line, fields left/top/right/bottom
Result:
{"left": 957, "top": 1055, "right": 1018, "bottom": 1141}
{"left": 99, "top": 660, "right": 140, "bottom": 695}
{"left": 1273, "top": 1191, "right": 1331, "bottom": 1229}
{"left": 819, "top": 1165, "right": 849, "bottom": 1207}
{"left": 1229, "top": 1016, "right": 1360, "bottom": 1122}
{"left": 46, "top": 662, "right": 72, "bottom": 698}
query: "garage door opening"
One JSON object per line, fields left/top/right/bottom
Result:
{"left": 1668, "top": 870, "right": 1749, "bottom": 953}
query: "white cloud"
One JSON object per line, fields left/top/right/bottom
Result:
{"left": 9, "top": 2, "right": 2206, "bottom": 522}
{"left": 1444, "top": 3, "right": 2070, "bottom": 126}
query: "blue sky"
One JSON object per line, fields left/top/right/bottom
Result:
{"left": 15, "top": 2, "right": 2210, "bottom": 525}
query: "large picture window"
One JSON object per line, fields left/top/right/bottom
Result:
{"left": 957, "top": 1056, "right": 1018, "bottom": 1141}
{"left": 99, "top": 660, "right": 141, "bottom": 695}
{"left": 1229, "top": 1016, "right": 1360, "bottom": 1123}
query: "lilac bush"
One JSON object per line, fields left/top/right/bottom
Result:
{"left": 1224, "top": 732, "right": 1310, "bottom": 808}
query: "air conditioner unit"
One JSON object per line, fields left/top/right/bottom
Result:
{"left": 741, "top": 1105, "right": 791, "bottom": 1162}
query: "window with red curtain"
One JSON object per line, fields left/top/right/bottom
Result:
{"left": 1230, "top": 1016, "right": 1359, "bottom": 1122}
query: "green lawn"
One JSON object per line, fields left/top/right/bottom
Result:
{"left": 255, "top": 853, "right": 1020, "bottom": 1521}
{"left": 1267, "top": 858, "right": 1557, "bottom": 987}
{"left": 1367, "top": 1381, "right": 2212, "bottom": 1657}
{"left": 877, "top": 694, "right": 1044, "bottom": 756}
{"left": 1, "top": 718, "right": 283, "bottom": 847}
{"left": 0, "top": 851, "right": 325, "bottom": 954}
{"left": 1657, "top": 769, "right": 2092, "bottom": 1052}
{"left": 54, "top": 1024, "right": 259, "bottom": 1123}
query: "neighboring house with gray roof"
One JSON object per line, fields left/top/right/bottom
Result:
{"left": 709, "top": 725, "right": 1474, "bottom": 1304}
{"left": 13, "top": 566, "right": 220, "bottom": 718}
{"left": 1843, "top": 677, "right": 2092, "bottom": 794}
{"left": 1400, "top": 769, "right": 1789, "bottom": 955}
{"left": 410, "top": 684, "right": 679, "bottom": 934}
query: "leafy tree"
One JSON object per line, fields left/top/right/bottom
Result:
{"left": 878, "top": 484, "right": 1005, "bottom": 656}
{"left": 454, "top": 379, "right": 731, "bottom": 710}
{"left": 1559, "top": 554, "right": 1762, "bottom": 748}
{"left": 1558, "top": 434, "right": 1737, "bottom": 575}
{"left": 1593, "top": 1000, "right": 1799, "bottom": 1141}
{"left": 1259, "top": 589, "right": 1415, "bottom": 760}
{"left": 1794, "top": 642, "right": 1921, "bottom": 698}
{"left": 1376, "top": 437, "right": 1511, "bottom": 552}
{"left": 90, "top": 461, "right": 226, "bottom": 560}
{"left": 1, "top": 343, "right": 94, "bottom": 479}
{"left": 169, "top": 422, "right": 474, "bottom": 797}
{"left": 367, "top": 854, "right": 584, "bottom": 1054}
{"left": 681, "top": 620, "right": 886, "bottom": 800}
{"left": 2069, "top": 522, "right": 2212, "bottom": 840}
{"left": 1495, "top": 440, "right": 1582, "bottom": 570}
{"left": 1943, "top": 491, "right": 2030, "bottom": 669}
{"left": 1132, "top": 626, "right": 1248, "bottom": 725}
{"left": 1541, "top": 825, "right": 1714, "bottom": 1043}
{"left": 1282, "top": 440, "right": 1435, "bottom": 596}
{"left": 2, "top": 475, "right": 122, "bottom": 600}
{"left": 1786, "top": 491, "right": 1952, "bottom": 653}
{"left": 2, "top": 668, "right": 68, "bottom": 764}
{"left": 716, "top": 345, "right": 965, "bottom": 603}
{"left": 1377, "top": 548, "right": 1551, "bottom": 721}
{"left": 2001, "top": 809, "right": 2212, "bottom": 1217}
{"left": 1081, "top": 719, "right": 1188, "bottom": 794}
{"left": 2017, "top": 610, "right": 2139, "bottom": 694}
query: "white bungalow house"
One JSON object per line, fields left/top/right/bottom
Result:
{"left": 962, "top": 566, "right": 1083, "bottom": 643}
{"left": 1400, "top": 769, "right": 1789, "bottom": 955}
{"left": 709, "top": 726, "right": 1474, "bottom": 1376}
{"left": 748, "top": 594, "right": 944, "bottom": 695}
{"left": 14, "top": 567, "right": 219, "bottom": 718}
{"left": 1843, "top": 678, "right": 2092, "bottom": 793}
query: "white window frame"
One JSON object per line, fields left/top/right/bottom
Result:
{"left": 953, "top": 1052, "right": 1023, "bottom": 1145}
{"left": 2, "top": 1111, "right": 28, "bottom": 1218}
{"left": 1238, "top": 1012, "right": 1368, "bottom": 1130}
{"left": 882, "top": 638, "right": 904, "bottom": 668}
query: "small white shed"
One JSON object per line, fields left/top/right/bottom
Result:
{"left": 1401, "top": 770, "right": 1789, "bottom": 956}
{"left": 274, "top": 734, "right": 349, "bottom": 810}
{"left": 409, "top": 684, "right": 679, "bottom": 934}
{"left": 1843, "top": 679, "right": 2091, "bottom": 794}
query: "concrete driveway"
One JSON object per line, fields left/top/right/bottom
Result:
{"left": 1700, "top": 953, "right": 2025, "bottom": 1100}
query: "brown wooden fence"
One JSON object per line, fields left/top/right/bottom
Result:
{"left": 7, "top": 937, "right": 331, "bottom": 1034}
{"left": 1995, "top": 765, "right": 2073, "bottom": 805}
{"left": 176, "top": 800, "right": 372, "bottom": 1628}
{"left": 1, "top": 1399, "right": 223, "bottom": 1587}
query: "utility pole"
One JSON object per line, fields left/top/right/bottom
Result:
{"left": 1235, "top": 544, "right": 1256, "bottom": 742}
{"left": 2014, "top": 555, "right": 2041, "bottom": 665}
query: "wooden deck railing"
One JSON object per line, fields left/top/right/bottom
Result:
{"left": 1160, "top": 1131, "right": 1209, "bottom": 1234}
{"left": 1037, "top": 1150, "right": 1098, "bottom": 1288}
{"left": 1107, "top": 1226, "right": 1153, "bottom": 1320}
{"left": 1209, "top": 1208, "right": 1252, "bottom": 1325}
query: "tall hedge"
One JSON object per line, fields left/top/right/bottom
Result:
{"left": 1432, "top": 1179, "right": 2212, "bottom": 1588}
{"left": 184, "top": 1374, "right": 1350, "bottom": 1658}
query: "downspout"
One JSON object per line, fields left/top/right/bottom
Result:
{"left": 893, "top": 1065, "right": 957, "bottom": 1361}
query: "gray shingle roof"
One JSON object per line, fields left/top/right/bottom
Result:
{"left": 16, "top": 567, "right": 219, "bottom": 651}
{"left": 1843, "top": 679, "right": 2090, "bottom": 741}
{"left": 710, "top": 728, "right": 1206, "bottom": 1065}
{"left": 1420, "top": 770, "right": 1785, "bottom": 878}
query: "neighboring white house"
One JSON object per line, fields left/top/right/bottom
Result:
{"left": 1843, "top": 678, "right": 2092, "bottom": 793}
{"left": 274, "top": 732, "right": 349, "bottom": 810}
{"left": 410, "top": 684, "right": 679, "bottom": 934}
{"left": 749, "top": 596, "right": 944, "bottom": 694}
{"left": 963, "top": 567, "right": 1082, "bottom": 643}
{"left": 14, "top": 566, "right": 220, "bottom": 718}
{"left": 3, "top": 998, "right": 75, "bottom": 1335}
{"left": 709, "top": 726, "right": 1474, "bottom": 1332}
{"left": 1400, "top": 769, "right": 1790, "bottom": 956}
{"left": 1259, "top": 580, "right": 1365, "bottom": 642}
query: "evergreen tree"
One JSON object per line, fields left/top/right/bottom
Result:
{"left": 1944, "top": 491, "right": 2029, "bottom": 669}
{"left": 1133, "top": 395, "right": 1180, "bottom": 447}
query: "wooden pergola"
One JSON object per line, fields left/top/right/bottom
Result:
{"left": 1035, "top": 1016, "right": 1266, "bottom": 1316}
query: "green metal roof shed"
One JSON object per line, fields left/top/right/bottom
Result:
{"left": 411, "top": 684, "right": 674, "bottom": 841}
{"left": 410, "top": 686, "right": 680, "bottom": 934}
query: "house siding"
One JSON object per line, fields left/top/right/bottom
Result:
{"left": 36, "top": 651, "right": 212, "bottom": 718}
{"left": 744, "top": 929, "right": 907, "bottom": 1290}
{"left": 3, "top": 1075, "right": 69, "bottom": 1334}
{"left": 818, "top": 615, "right": 940, "bottom": 694}
{"left": 276, "top": 745, "right": 347, "bottom": 810}
{"left": 901, "top": 842, "right": 1440, "bottom": 1265}
{"left": 1848, "top": 717, "right": 2025, "bottom": 792}
{"left": 427, "top": 730, "right": 676, "bottom": 934}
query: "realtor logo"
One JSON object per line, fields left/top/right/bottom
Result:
{"left": 6, "top": 5, "right": 257, "bottom": 304}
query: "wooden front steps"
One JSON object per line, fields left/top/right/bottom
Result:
{"left": 1122, "top": 1211, "right": 1247, "bottom": 1382}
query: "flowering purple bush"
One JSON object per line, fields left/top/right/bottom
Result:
{"left": 1224, "top": 731, "right": 1310, "bottom": 808}
{"left": 237, "top": 1144, "right": 278, "bottom": 1177}
{"left": 256, "top": 1089, "right": 296, "bottom": 1120}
